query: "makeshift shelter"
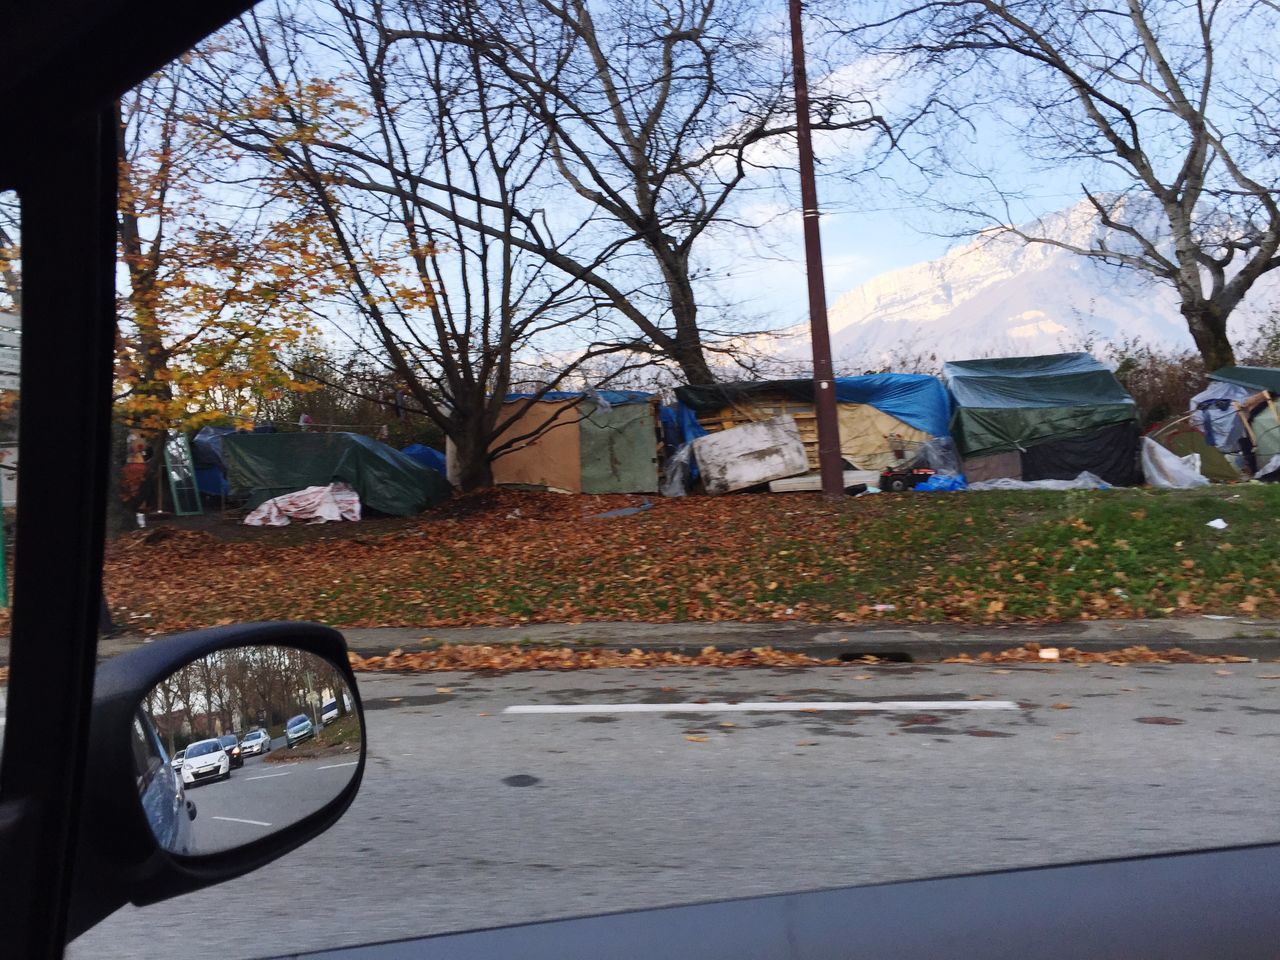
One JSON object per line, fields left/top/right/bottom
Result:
{"left": 460, "top": 391, "right": 660, "bottom": 494}
{"left": 673, "top": 374, "right": 954, "bottom": 473}
{"left": 1204, "top": 365, "right": 1280, "bottom": 467}
{"left": 400, "top": 443, "right": 447, "bottom": 475}
{"left": 1148, "top": 426, "right": 1240, "bottom": 483}
{"left": 943, "top": 353, "right": 1141, "bottom": 486}
{"left": 222, "top": 431, "right": 451, "bottom": 515}
{"left": 190, "top": 425, "right": 234, "bottom": 497}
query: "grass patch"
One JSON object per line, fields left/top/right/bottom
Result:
{"left": 105, "top": 486, "right": 1280, "bottom": 630}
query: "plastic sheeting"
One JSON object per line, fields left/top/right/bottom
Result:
{"left": 968, "top": 471, "right": 1111, "bottom": 491}
{"left": 244, "top": 483, "right": 361, "bottom": 526}
{"left": 914, "top": 473, "right": 967, "bottom": 492}
{"left": 1189, "top": 380, "right": 1251, "bottom": 450}
{"left": 1140, "top": 437, "right": 1209, "bottom": 489}
{"left": 674, "top": 374, "right": 953, "bottom": 439}
{"left": 660, "top": 443, "right": 694, "bottom": 497}
{"left": 400, "top": 443, "right": 447, "bottom": 475}
{"left": 919, "top": 437, "right": 963, "bottom": 475}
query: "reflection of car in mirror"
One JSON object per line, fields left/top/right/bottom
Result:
{"left": 181, "top": 738, "right": 230, "bottom": 787}
{"left": 240, "top": 728, "right": 272, "bottom": 756}
{"left": 321, "top": 693, "right": 355, "bottom": 726}
{"left": 127, "top": 638, "right": 364, "bottom": 861}
{"left": 132, "top": 710, "right": 195, "bottom": 856}
{"left": 169, "top": 748, "right": 185, "bottom": 771}
{"left": 217, "top": 733, "right": 244, "bottom": 768}
{"left": 285, "top": 714, "right": 315, "bottom": 748}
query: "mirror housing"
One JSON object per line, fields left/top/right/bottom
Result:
{"left": 66, "top": 622, "right": 363, "bottom": 942}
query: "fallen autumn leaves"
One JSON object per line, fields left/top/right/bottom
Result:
{"left": 348, "top": 644, "right": 856, "bottom": 673}
{"left": 99, "top": 485, "right": 1280, "bottom": 632}
{"left": 347, "top": 642, "right": 1259, "bottom": 675}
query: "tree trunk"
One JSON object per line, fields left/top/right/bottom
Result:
{"left": 450, "top": 426, "right": 495, "bottom": 492}
{"left": 661, "top": 258, "right": 716, "bottom": 385}
{"left": 1182, "top": 300, "right": 1236, "bottom": 371}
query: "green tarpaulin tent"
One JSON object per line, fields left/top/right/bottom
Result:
{"left": 1209, "top": 365, "right": 1280, "bottom": 395}
{"left": 943, "top": 353, "right": 1138, "bottom": 459}
{"left": 223, "top": 432, "right": 451, "bottom": 516}
{"left": 1207, "top": 366, "right": 1280, "bottom": 464}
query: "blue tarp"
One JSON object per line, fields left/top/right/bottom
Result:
{"left": 191, "top": 426, "right": 236, "bottom": 497}
{"left": 674, "top": 374, "right": 952, "bottom": 439}
{"left": 831, "top": 374, "right": 953, "bottom": 438}
{"left": 400, "top": 443, "right": 447, "bottom": 475}
{"left": 194, "top": 466, "right": 228, "bottom": 497}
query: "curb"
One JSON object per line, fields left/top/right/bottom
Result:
{"left": 339, "top": 635, "right": 1280, "bottom": 664}
{"left": 6, "top": 618, "right": 1278, "bottom": 668}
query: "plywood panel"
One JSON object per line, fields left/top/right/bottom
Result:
{"left": 490, "top": 399, "right": 583, "bottom": 493}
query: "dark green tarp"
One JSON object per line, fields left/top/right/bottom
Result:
{"left": 1209, "top": 365, "right": 1280, "bottom": 394}
{"left": 943, "top": 353, "right": 1137, "bottom": 458}
{"left": 223, "top": 432, "right": 451, "bottom": 516}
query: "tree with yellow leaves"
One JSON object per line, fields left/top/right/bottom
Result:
{"left": 116, "top": 57, "right": 327, "bottom": 511}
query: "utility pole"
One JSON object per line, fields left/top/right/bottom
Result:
{"left": 788, "top": 0, "right": 844, "bottom": 500}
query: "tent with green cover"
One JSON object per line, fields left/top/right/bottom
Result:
{"left": 1206, "top": 365, "right": 1280, "bottom": 467}
{"left": 943, "top": 353, "right": 1141, "bottom": 485}
{"left": 222, "top": 432, "right": 451, "bottom": 515}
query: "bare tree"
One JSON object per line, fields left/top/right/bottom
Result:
{"left": 841, "top": 0, "right": 1280, "bottom": 370}
{"left": 394, "top": 0, "right": 882, "bottom": 384}
{"left": 193, "top": 4, "right": 653, "bottom": 489}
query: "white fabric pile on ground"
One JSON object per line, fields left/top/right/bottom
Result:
{"left": 1140, "top": 437, "right": 1210, "bottom": 489}
{"left": 967, "top": 471, "right": 1110, "bottom": 491}
{"left": 244, "top": 483, "right": 362, "bottom": 526}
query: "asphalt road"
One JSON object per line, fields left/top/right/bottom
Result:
{"left": 71, "top": 661, "right": 1280, "bottom": 959}
{"left": 183, "top": 748, "right": 359, "bottom": 855}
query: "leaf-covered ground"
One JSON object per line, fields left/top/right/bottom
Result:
{"left": 346, "top": 642, "right": 1253, "bottom": 676}
{"left": 103, "top": 485, "right": 1280, "bottom": 633}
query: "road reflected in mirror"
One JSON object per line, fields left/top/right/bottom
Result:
{"left": 135, "top": 645, "right": 362, "bottom": 856}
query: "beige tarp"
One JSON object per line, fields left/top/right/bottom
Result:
{"left": 835, "top": 404, "right": 932, "bottom": 471}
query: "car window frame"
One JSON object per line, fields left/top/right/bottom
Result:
{"left": 3, "top": 3, "right": 1280, "bottom": 959}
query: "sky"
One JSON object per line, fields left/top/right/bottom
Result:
{"left": 106, "top": 0, "right": 1280, "bottom": 377}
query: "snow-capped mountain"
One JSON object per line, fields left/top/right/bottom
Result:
{"left": 780, "top": 199, "right": 1275, "bottom": 369}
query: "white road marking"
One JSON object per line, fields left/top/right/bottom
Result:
{"left": 212, "top": 816, "right": 272, "bottom": 827}
{"left": 503, "top": 700, "right": 1019, "bottom": 715}
{"left": 317, "top": 761, "right": 360, "bottom": 770}
{"left": 245, "top": 772, "right": 291, "bottom": 781}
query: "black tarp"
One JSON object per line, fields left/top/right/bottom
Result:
{"left": 1020, "top": 421, "right": 1142, "bottom": 486}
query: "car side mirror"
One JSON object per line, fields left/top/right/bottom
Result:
{"left": 66, "top": 623, "right": 364, "bottom": 943}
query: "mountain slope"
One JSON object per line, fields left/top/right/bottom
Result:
{"left": 784, "top": 200, "right": 1275, "bottom": 368}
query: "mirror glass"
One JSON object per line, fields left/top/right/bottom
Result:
{"left": 134, "top": 645, "right": 362, "bottom": 856}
